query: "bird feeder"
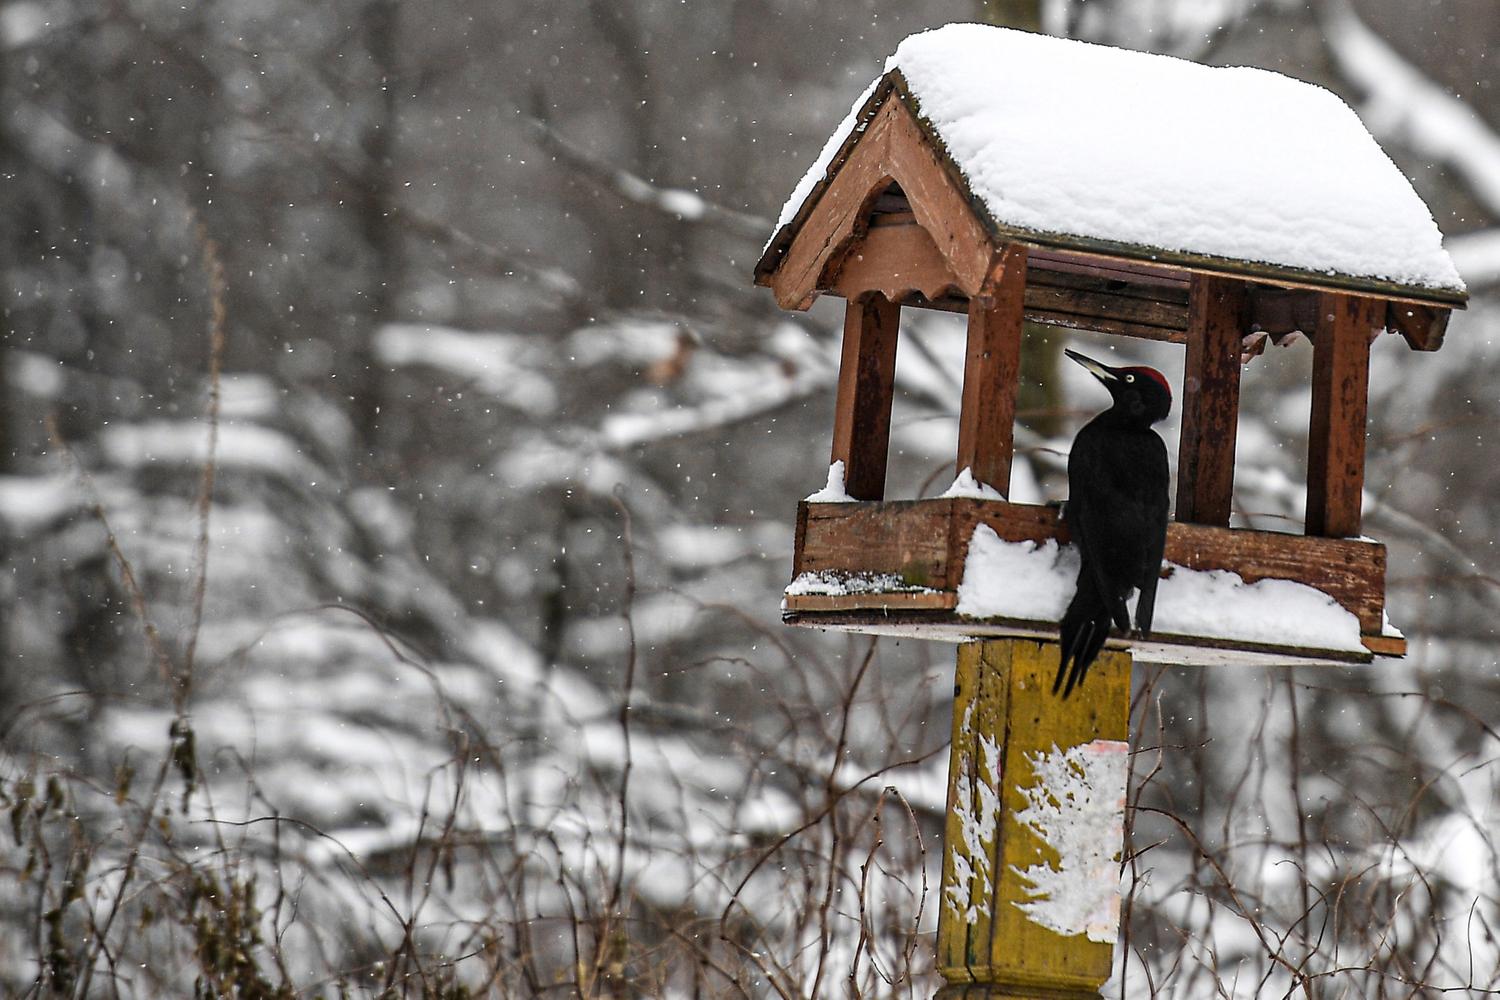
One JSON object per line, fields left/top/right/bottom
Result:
{"left": 757, "top": 26, "right": 1465, "bottom": 669}
{"left": 755, "top": 25, "right": 1465, "bottom": 999}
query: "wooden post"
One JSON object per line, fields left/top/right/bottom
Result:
{"left": 955, "top": 244, "right": 1027, "bottom": 495}
{"left": 937, "top": 640, "right": 1131, "bottom": 1000}
{"left": 1306, "top": 292, "right": 1380, "bottom": 538}
{"left": 1176, "top": 275, "right": 1246, "bottom": 526}
{"left": 830, "top": 293, "right": 901, "bottom": 500}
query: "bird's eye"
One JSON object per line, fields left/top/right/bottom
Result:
{"left": 1125, "top": 374, "right": 1135, "bottom": 383}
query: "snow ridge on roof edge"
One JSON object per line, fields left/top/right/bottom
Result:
{"left": 757, "top": 30, "right": 1466, "bottom": 306}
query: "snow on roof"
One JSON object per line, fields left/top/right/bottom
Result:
{"left": 771, "top": 24, "right": 1463, "bottom": 295}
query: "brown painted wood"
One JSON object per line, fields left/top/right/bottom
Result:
{"left": 1177, "top": 275, "right": 1247, "bottom": 525}
{"left": 783, "top": 591, "right": 957, "bottom": 613}
{"left": 795, "top": 497, "right": 1388, "bottom": 634}
{"left": 955, "top": 245, "right": 1028, "bottom": 494}
{"left": 767, "top": 90, "right": 995, "bottom": 311}
{"left": 798, "top": 499, "right": 956, "bottom": 589}
{"left": 831, "top": 222, "right": 964, "bottom": 304}
{"left": 769, "top": 96, "right": 900, "bottom": 311}
{"left": 781, "top": 607, "right": 1380, "bottom": 666}
{"left": 758, "top": 73, "right": 1465, "bottom": 315}
{"left": 882, "top": 97, "right": 995, "bottom": 294}
{"left": 830, "top": 295, "right": 901, "bottom": 501}
{"left": 1385, "top": 300, "right": 1450, "bottom": 351}
{"left": 1306, "top": 292, "right": 1380, "bottom": 538}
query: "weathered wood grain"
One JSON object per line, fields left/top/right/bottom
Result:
{"left": 830, "top": 295, "right": 901, "bottom": 501}
{"left": 794, "top": 498, "right": 1389, "bottom": 635}
{"left": 1177, "top": 275, "right": 1247, "bottom": 526}
{"left": 830, "top": 220, "right": 964, "bottom": 303}
{"left": 1306, "top": 292, "right": 1380, "bottom": 538}
{"left": 955, "top": 245, "right": 1028, "bottom": 494}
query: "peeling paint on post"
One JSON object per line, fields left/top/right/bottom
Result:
{"left": 937, "top": 640, "right": 1131, "bottom": 1000}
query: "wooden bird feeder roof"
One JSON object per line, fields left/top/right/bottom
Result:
{"left": 756, "top": 24, "right": 1466, "bottom": 319}
{"left": 756, "top": 25, "right": 1467, "bottom": 667}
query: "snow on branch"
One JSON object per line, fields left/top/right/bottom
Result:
{"left": 526, "top": 113, "right": 770, "bottom": 239}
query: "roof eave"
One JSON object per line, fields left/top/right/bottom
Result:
{"left": 755, "top": 70, "right": 1468, "bottom": 311}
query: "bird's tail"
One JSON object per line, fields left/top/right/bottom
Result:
{"left": 1055, "top": 575, "right": 1112, "bottom": 698}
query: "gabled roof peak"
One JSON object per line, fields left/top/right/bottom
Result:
{"left": 760, "top": 23, "right": 1464, "bottom": 303}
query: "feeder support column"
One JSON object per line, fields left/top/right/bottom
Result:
{"left": 831, "top": 293, "right": 901, "bottom": 501}
{"left": 1306, "top": 292, "right": 1381, "bottom": 538}
{"left": 1176, "top": 274, "right": 1247, "bottom": 526}
{"left": 937, "top": 639, "right": 1131, "bottom": 1000}
{"left": 956, "top": 244, "right": 1028, "bottom": 495}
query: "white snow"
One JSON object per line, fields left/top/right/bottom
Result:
{"left": 804, "top": 460, "right": 854, "bottom": 502}
{"left": 939, "top": 466, "right": 1006, "bottom": 500}
{"left": 376, "top": 323, "right": 558, "bottom": 415}
{"left": 784, "top": 570, "right": 934, "bottom": 597}
{"left": 955, "top": 524, "right": 1367, "bottom": 652}
{"left": 1010, "top": 739, "right": 1129, "bottom": 943}
{"left": 773, "top": 24, "right": 1462, "bottom": 293}
{"left": 946, "top": 702, "right": 1004, "bottom": 924}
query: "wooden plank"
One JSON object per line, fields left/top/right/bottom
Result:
{"left": 769, "top": 96, "right": 901, "bottom": 311}
{"left": 1026, "top": 247, "right": 1190, "bottom": 292}
{"left": 1306, "top": 292, "right": 1380, "bottom": 538}
{"left": 936, "top": 641, "right": 1126, "bottom": 996}
{"left": 783, "top": 609, "right": 1380, "bottom": 666}
{"left": 830, "top": 295, "right": 901, "bottom": 501}
{"left": 955, "top": 245, "right": 1027, "bottom": 494}
{"left": 830, "top": 221, "right": 964, "bottom": 303}
{"left": 797, "top": 499, "right": 957, "bottom": 589}
{"left": 1361, "top": 634, "right": 1406, "bottom": 657}
{"left": 1386, "top": 300, "right": 1450, "bottom": 351}
{"left": 1177, "top": 275, "right": 1247, "bottom": 525}
{"left": 883, "top": 96, "right": 996, "bottom": 295}
{"left": 783, "top": 591, "right": 956, "bottom": 613}
{"left": 794, "top": 498, "right": 1388, "bottom": 634}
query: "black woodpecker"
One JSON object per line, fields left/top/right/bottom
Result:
{"left": 1055, "top": 348, "right": 1173, "bottom": 698}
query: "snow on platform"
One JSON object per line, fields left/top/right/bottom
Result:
{"left": 955, "top": 524, "right": 1366, "bottom": 655}
{"left": 773, "top": 23, "right": 1462, "bottom": 295}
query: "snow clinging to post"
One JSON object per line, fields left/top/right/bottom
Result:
{"left": 804, "top": 460, "right": 854, "bottom": 503}
{"left": 1010, "top": 739, "right": 1129, "bottom": 943}
{"left": 945, "top": 701, "right": 1004, "bottom": 924}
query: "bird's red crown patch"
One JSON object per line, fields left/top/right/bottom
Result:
{"left": 1129, "top": 366, "right": 1172, "bottom": 402}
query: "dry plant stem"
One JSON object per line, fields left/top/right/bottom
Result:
{"left": 182, "top": 220, "right": 228, "bottom": 687}
{"left": 603, "top": 487, "right": 640, "bottom": 995}
{"left": 809, "top": 638, "right": 877, "bottom": 998}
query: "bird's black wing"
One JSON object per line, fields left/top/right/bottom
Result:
{"left": 1133, "top": 433, "right": 1171, "bottom": 636}
{"left": 1066, "top": 495, "right": 1131, "bottom": 633}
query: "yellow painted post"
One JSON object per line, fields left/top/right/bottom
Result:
{"left": 937, "top": 639, "right": 1131, "bottom": 1000}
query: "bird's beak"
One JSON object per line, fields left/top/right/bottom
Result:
{"left": 1064, "top": 348, "right": 1119, "bottom": 384}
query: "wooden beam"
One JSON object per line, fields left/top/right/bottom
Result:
{"left": 1386, "top": 300, "right": 1450, "bottom": 351}
{"left": 1177, "top": 275, "right": 1247, "bottom": 525}
{"left": 937, "top": 640, "right": 1127, "bottom": 996}
{"left": 830, "top": 220, "right": 964, "bottom": 304}
{"left": 830, "top": 294, "right": 902, "bottom": 501}
{"left": 795, "top": 497, "right": 1390, "bottom": 634}
{"left": 956, "top": 245, "right": 1028, "bottom": 494}
{"left": 1306, "top": 292, "right": 1380, "bottom": 538}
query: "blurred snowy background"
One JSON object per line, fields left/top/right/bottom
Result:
{"left": 2, "top": 0, "right": 1500, "bottom": 996}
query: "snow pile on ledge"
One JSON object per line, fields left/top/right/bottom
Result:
{"left": 955, "top": 525, "right": 1366, "bottom": 652}
{"left": 805, "top": 460, "right": 854, "bottom": 503}
{"left": 777, "top": 23, "right": 1461, "bottom": 293}
{"left": 940, "top": 467, "right": 1005, "bottom": 500}
{"left": 785, "top": 571, "right": 935, "bottom": 597}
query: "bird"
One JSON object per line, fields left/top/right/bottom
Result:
{"left": 1055, "top": 348, "right": 1173, "bottom": 698}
